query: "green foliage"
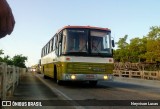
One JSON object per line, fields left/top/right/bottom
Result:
{"left": 114, "top": 26, "right": 160, "bottom": 63}
{"left": 2, "top": 55, "right": 14, "bottom": 65}
{"left": 145, "top": 26, "right": 160, "bottom": 62}
{"left": 0, "top": 49, "right": 27, "bottom": 67}
{"left": 12, "top": 55, "right": 27, "bottom": 68}
{"left": 116, "top": 35, "right": 128, "bottom": 49}
{"left": 114, "top": 35, "right": 129, "bottom": 62}
{"left": 0, "top": 49, "right": 4, "bottom": 55}
{"left": 0, "top": 49, "right": 4, "bottom": 62}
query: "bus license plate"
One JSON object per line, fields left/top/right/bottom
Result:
{"left": 86, "top": 74, "right": 95, "bottom": 79}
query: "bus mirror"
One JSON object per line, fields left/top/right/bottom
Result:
{"left": 112, "top": 40, "right": 115, "bottom": 47}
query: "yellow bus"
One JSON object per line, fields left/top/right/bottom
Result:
{"left": 41, "top": 25, "right": 114, "bottom": 85}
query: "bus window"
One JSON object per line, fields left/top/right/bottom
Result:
{"left": 65, "top": 29, "right": 88, "bottom": 53}
{"left": 62, "top": 33, "right": 67, "bottom": 54}
{"left": 53, "top": 35, "right": 57, "bottom": 50}
{"left": 44, "top": 46, "right": 46, "bottom": 55}
{"left": 79, "top": 35, "right": 87, "bottom": 52}
{"left": 55, "top": 35, "right": 58, "bottom": 49}
{"left": 50, "top": 39, "right": 53, "bottom": 52}
{"left": 48, "top": 43, "right": 50, "bottom": 53}
{"left": 91, "top": 36, "right": 102, "bottom": 53}
{"left": 41, "top": 48, "right": 43, "bottom": 57}
{"left": 68, "top": 36, "right": 78, "bottom": 52}
{"left": 46, "top": 44, "right": 48, "bottom": 54}
{"left": 91, "top": 31, "right": 111, "bottom": 54}
{"left": 52, "top": 38, "right": 54, "bottom": 51}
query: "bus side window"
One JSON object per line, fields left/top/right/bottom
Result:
{"left": 55, "top": 34, "right": 59, "bottom": 56}
{"left": 46, "top": 44, "right": 48, "bottom": 55}
{"left": 46, "top": 43, "right": 49, "bottom": 54}
{"left": 41, "top": 48, "right": 43, "bottom": 57}
{"left": 43, "top": 47, "right": 45, "bottom": 56}
{"left": 45, "top": 46, "right": 47, "bottom": 55}
{"left": 48, "top": 43, "right": 50, "bottom": 53}
{"left": 53, "top": 35, "right": 56, "bottom": 50}
{"left": 58, "top": 32, "right": 62, "bottom": 43}
{"left": 56, "top": 35, "right": 59, "bottom": 49}
{"left": 49, "top": 39, "right": 53, "bottom": 52}
{"left": 62, "top": 34, "right": 66, "bottom": 53}
{"left": 58, "top": 32, "right": 63, "bottom": 55}
{"left": 52, "top": 38, "right": 54, "bottom": 51}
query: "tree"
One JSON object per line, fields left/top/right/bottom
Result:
{"left": 0, "top": 50, "right": 14, "bottom": 65}
{"left": 114, "top": 35, "right": 129, "bottom": 62}
{"left": 12, "top": 54, "right": 28, "bottom": 68}
{"left": 116, "top": 35, "right": 128, "bottom": 49}
{"left": 138, "top": 37, "right": 147, "bottom": 62}
{"left": 114, "top": 26, "right": 160, "bottom": 63}
{"left": 0, "top": 49, "right": 4, "bottom": 55}
{"left": 0, "top": 49, "right": 4, "bottom": 62}
{"left": 128, "top": 37, "right": 141, "bottom": 62}
{"left": 145, "top": 26, "right": 160, "bottom": 62}
{"left": 0, "top": 49, "right": 28, "bottom": 67}
{"left": 128, "top": 37, "right": 147, "bottom": 62}
{"left": 2, "top": 55, "right": 13, "bottom": 65}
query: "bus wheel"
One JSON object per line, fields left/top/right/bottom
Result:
{"left": 57, "top": 80, "right": 63, "bottom": 85}
{"left": 89, "top": 81, "right": 97, "bottom": 86}
{"left": 43, "top": 75, "right": 48, "bottom": 79}
{"left": 54, "top": 65, "right": 57, "bottom": 81}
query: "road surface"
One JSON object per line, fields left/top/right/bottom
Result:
{"left": 4, "top": 72, "right": 160, "bottom": 109}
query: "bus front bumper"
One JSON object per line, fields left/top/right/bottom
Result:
{"left": 62, "top": 74, "right": 113, "bottom": 81}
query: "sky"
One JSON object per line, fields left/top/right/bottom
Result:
{"left": 0, "top": 0, "right": 160, "bottom": 67}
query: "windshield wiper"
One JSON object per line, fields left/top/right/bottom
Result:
{"left": 92, "top": 45, "right": 104, "bottom": 57}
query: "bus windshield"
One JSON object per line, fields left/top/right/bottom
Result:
{"left": 91, "top": 30, "right": 112, "bottom": 55}
{"left": 63, "top": 29, "right": 112, "bottom": 57}
{"left": 65, "top": 29, "right": 88, "bottom": 53}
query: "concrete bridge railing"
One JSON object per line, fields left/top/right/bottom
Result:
{"left": 113, "top": 70, "right": 160, "bottom": 80}
{"left": 0, "top": 62, "right": 26, "bottom": 100}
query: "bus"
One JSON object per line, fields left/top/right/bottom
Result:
{"left": 41, "top": 25, "right": 114, "bottom": 85}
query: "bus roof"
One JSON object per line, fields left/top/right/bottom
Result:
{"left": 57, "top": 25, "right": 111, "bottom": 33}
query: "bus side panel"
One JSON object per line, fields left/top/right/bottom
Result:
{"left": 48, "top": 63, "right": 54, "bottom": 78}
{"left": 54, "top": 62, "right": 68, "bottom": 80}
{"left": 56, "top": 62, "right": 63, "bottom": 80}
{"left": 42, "top": 63, "right": 54, "bottom": 78}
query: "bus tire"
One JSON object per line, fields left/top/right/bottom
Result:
{"left": 89, "top": 81, "right": 97, "bottom": 86}
{"left": 43, "top": 75, "right": 48, "bottom": 79}
{"left": 57, "top": 80, "right": 63, "bottom": 85}
{"left": 54, "top": 65, "right": 57, "bottom": 81}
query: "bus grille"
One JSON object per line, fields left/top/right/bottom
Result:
{"left": 67, "top": 63, "right": 113, "bottom": 74}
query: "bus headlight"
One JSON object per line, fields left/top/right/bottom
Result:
{"left": 71, "top": 75, "right": 76, "bottom": 80}
{"left": 104, "top": 75, "right": 108, "bottom": 80}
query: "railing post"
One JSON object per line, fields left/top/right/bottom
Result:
{"left": 0, "top": 63, "right": 3, "bottom": 99}
{"left": 16, "top": 67, "right": 20, "bottom": 86}
{"left": 119, "top": 70, "right": 122, "bottom": 77}
{"left": 2, "top": 63, "right": 7, "bottom": 100}
{"left": 12, "top": 65, "right": 16, "bottom": 96}
{"left": 6, "top": 65, "right": 12, "bottom": 97}
{"left": 129, "top": 71, "right": 131, "bottom": 78}
{"left": 159, "top": 71, "right": 160, "bottom": 80}
{"left": 142, "top": 70, "right": 144, "bottom": 79}
{"left": 0, "top": 62, "right": 22, "bottom": 100}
